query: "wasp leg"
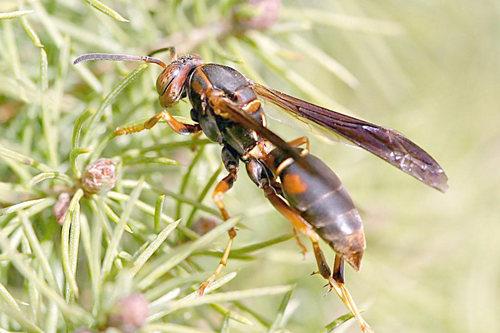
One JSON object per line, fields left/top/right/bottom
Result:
{"left": 148, "top": 46, "right": 177, "bottom": 59}
{"left": 327, "top": 254, "right": 372, "bottom": 333}
{"left": 263, "top": 185, "right": 331, "bottom": 278}
{"left": 292, "top": 227, "right": 308, "bottom": 257}
{"left": 114, "top": 110, "right": 201, "bottom": 136}
{"left": 262, "top": 185, "right": 372, "bottom": 333}
{"left": 311, "top": 238, "right": 332, "bottom": 280}
{"left": 332, "top": 254, "right": 345, "bottom": 283}
{"left": 273, "top": 137, "right": 311, "bottom": 176}
{"left": 190, "top": 131, "right": 203, "bottom": 151}
{"left": 245, "top": 160, "right": 306, "bottom": 255}
{"left": 287, "top": 136, "right": 310, "bottom": 152}
{"left": 198, "top": 147, "right": 239, "bottom": 295}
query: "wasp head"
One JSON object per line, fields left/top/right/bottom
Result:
{"left": 156, "top": 55, "right": 202, "bottom": 108}
{"left": 73, "top": 51, "right": 203, "bottom": 108}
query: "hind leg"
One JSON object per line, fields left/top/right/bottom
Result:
{"left": 292, "top": 227, "right": 308, "bottom": 256}
{"left": 262, "top": 184, "right": 371, "bottom": 332}
{"left": 287, "top": 136, "right": 310, "bottom": 151}
{"left": 328, "top": 254, "right": 372, "bottom": 333}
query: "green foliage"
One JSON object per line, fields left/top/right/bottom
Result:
{"left": 1, "top": 0, "right": 499, "bottom": 332}
{"left": 1, "top": 1, "right": 352, "bottom": 331}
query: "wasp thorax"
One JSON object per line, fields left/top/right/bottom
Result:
{"left": 156, "top": 55, "right": 202, "bottom": 108}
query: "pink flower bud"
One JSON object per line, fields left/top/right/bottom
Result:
{"left": 53, "top": 192, "right": 71, "bottom": 225}
{"left": 192, "top": 216, "right": 219, "bottom": 235}
{"left": 81, "top": 159, "right": 117, "bottom": 195}
{"left": 109, "top": 293, "right": 149, "bottom": 333}
{"left": 235, "top": 0, "right": 281, "bottom": 30}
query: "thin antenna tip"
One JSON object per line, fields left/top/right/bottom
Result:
{"left": 73, "top": 53, "right": 98, "bottom": 65}
{"left": 71, "top": 52, "right": 166, "bottom": 68}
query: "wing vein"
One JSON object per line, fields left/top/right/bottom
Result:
{"left": 254, "top": 83, "right": 448, "bottom": 192}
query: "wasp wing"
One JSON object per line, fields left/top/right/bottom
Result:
{"left": 254, "top": 83, "right": 448, "bottom": 192}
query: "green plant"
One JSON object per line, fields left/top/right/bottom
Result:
{"left": 1, "top": 0, "right": 472, "bottom": 332}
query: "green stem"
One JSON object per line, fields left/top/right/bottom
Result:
{"left": 185, "top": 165, "right": 223, "bottom": 228}
{"left": 175, "top": 146, "right": 206, "bottom": 220}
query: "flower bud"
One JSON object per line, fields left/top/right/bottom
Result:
{"left": 234, "top": 0, "right": 281, "bottom": 31}
{"left": 192, "top": 216, "right": 219, "bottom": 235}
{"left": 81, "top": 159, "right": 117, "bottom": 195}
{"left": 108, "top": 293, "right": 149, "bottom": 333}
{"left": 53, "top": 192, "right": 71, "bottom": 225}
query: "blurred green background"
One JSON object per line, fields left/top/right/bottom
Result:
{"left": 1, "top": 0, "right": 499, "bottom": 332}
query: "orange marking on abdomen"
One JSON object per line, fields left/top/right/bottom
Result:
{"left": 283, "top": 173, "right": 308, "bottom": 194}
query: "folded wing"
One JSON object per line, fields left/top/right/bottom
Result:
{"left": 254, "top": 83, "right": 448, "bottom": 192}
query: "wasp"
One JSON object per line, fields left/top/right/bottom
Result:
{"left": 74, "top": 48, "right": 447, "bottom": 332}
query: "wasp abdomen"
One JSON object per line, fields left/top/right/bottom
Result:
{"left": 278, "top": 154, "right": 366, "bottom": 270}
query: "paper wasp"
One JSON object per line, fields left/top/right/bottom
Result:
{"left": 74, "top": 48, "right": 447, "bottom": 332}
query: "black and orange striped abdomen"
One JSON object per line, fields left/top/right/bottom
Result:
{"left": 279, "top": 154, "right": 366, "bottom": 270}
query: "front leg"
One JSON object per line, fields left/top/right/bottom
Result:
{"left": 114, "top": 110, "right": 201, "bottom": 136}
{"left": 198, "top": 146, "right": 240, "bottom": 295}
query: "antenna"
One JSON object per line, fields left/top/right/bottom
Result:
{"left": 73, "top": 53, "right": 167, "bottom": 68}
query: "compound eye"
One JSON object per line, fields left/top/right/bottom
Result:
{"left": 156, "top": 57, "right": 200, "bottom": 108}
{"left": 156, "top": 68, "right": 175, "bottom": 97}
{"left": 156, "top": 65, "right": 186, "bottom": 108}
